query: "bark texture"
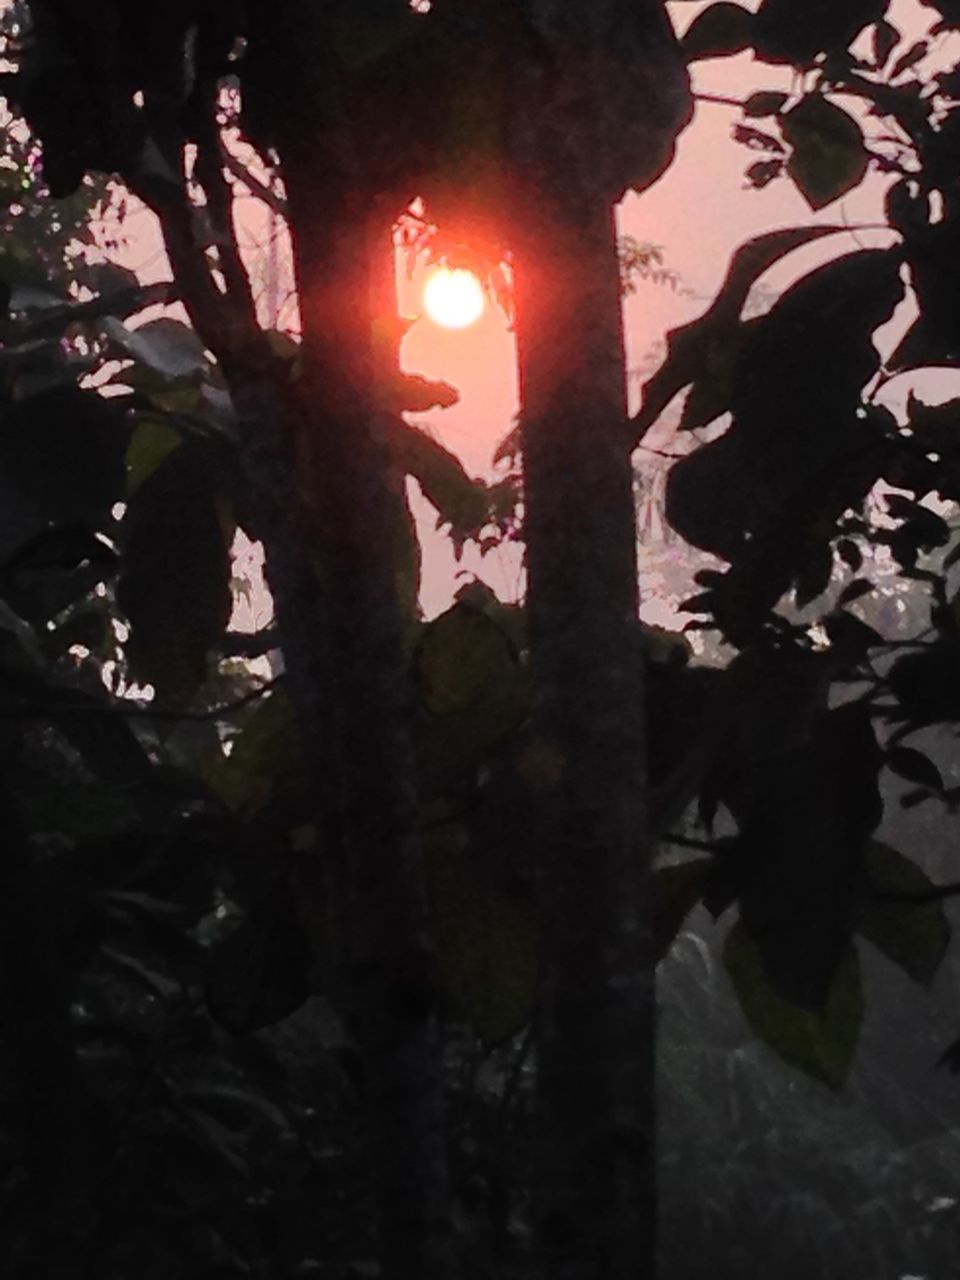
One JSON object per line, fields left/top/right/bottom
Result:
{"left": 505, "top": 5, "right": 691, "bottom": 1276}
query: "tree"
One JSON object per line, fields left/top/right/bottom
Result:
{"left": 9, "top": 2, "right": 960, "bottom": 1279}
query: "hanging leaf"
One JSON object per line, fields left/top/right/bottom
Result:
{"left": 391, "top": 419, "right": 491, "bottom": 550}
{"left": 782, "top": 95, "right": 869, "bottom": 210}
{"left": 858, "top": 840, "right": 950, "bottom": 985}
{"left": 724, "top": 923, "right": 863, "bottom": 1088}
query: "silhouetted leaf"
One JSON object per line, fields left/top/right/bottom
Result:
{"left": 887, "top": 642, "right": 960, "bottom": 722}
{"left": 782, "top": 95, "right": 869, "bottom": 209}
{"left": 634, "top": 224, "right": 848, "bottom": 441}
{"left": 118, "top": 442, "right": 234, "bottom": 702}
{"left": 724, "top": 923, "right": 862, "bottom": 1088}
{"left": 682, "top": 3, "right": 754, "bottom": 62}
{"left": 745, "top": 158, "right": 785, "bottom": 189}
{"left": 836, "top": 539, "right": 863, "bottom": 571}
{"left": 204, "top": 690, "right": 302, "bottom": 814}
{"left": 392, "top": 420, "right": 490, "bottom": 550}
{"left": 743, "top": 90, "right": 790, "bottom": 117}
{"left": 885, "top": 744, "right": 943, "bottom": 791}
{"left": 654, "top": 859, "right": 714, "bottom": 961}
{"left": 858, "top": 840, "right": 950, "bottom": 985}
{"left": 872, "top": 18, "right": 900, "bottom": 68}
{"left": 838, "top": 578, "right": 873, "bottom": 606}
{"left": 102, "top": 315, "right": 209, "bottom": 381}
{"left": 206, "top": 887, "right": 311, "bottom": 1035}
{"left": 890, "top": 39, "right": 928, "bottom": 79}
{"left": 125, "top": 417, "right": 183, "bottom": 495}
{"left": 416, "top": 603, "right": 528, "bottom": 794}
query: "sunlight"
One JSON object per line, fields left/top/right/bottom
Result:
{"left": 423, "top": 267, "right": 484, "bottom": 329}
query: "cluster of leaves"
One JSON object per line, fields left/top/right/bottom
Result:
{"left": 622, "top": 0, "right": 960, "bottom": 1088}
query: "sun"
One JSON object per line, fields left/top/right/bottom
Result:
{"left": 423, "top": 267, "right": 484, "bottom": 329}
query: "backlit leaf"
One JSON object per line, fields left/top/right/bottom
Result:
{"left": 724, "top": 923, "right": 862, "bottom": 1088}
{"left": 858, "top": 840, "right": 950, "bottom": 985}
{"left": 782, "top": 96, "right": 869, "bottom": 210}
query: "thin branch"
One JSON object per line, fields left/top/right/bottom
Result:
{"left": 220, "top": 628, "right": 280, "bottom": 658}
{"left": 194, "top": 109, "right": 262, "bottom": 333}
{"left": 693, "top": 92, "right": 748, "bottom": 110}
{"left": 662, "top": 831, "right": 722, "bottom": 854}
{"left": 221, "top": 146, "right": 288, "bottom": 218}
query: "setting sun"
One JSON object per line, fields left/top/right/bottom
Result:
{"left": 423, "top": 267, "right": 484, "bottom": 329}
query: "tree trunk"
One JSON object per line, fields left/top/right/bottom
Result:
{"left": 514, "top": 194, "right": 654, "bottom": 1279}
{"left": 262, "top": 26, "right": 454, "bottom": 1269}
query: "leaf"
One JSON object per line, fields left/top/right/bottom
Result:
{"left": 858, "top": 840, "right": 950, "bottom": 985}
{"left": 654, "top": 859, "right": 713, "bottom": 961}
{"left": 732, "top": 123, "right": 785, "bottom": 152}
{"left": 872, "top": 18, "right": 900, "bottom": 69}
{"left": 887, "top": 642, "right": 960, "bottom": 723}
{"left": 793, "top": 542, "right": 833, "bottom": 609}
{"left": 743, "top": 90, "right": 790, "bottom": 117}
{"left": 885, "top": 744, "right": 944, "bottom": 791}
{"left": 782, "top": 95, "right": 869, "bottom": 210}
{"left": 745, "top": 158, "right": 785, "bottom": 189}
{"left": 391, "top": 373, "right": 459, "bottom": 413}
{"left": 101, "top": 316, "right": 209, "bottom": 380}
{"left": 125, "top": 417, "right": 183, "bottom": 495}
{"left": 633, "top": 225, "right": 849, "bottom": 441}
{"left": 203, "top": 690, "right": 302, "bottom": 814}
{"left": 836, "top": 539, "right": 862, "bottom": 572}
{"left": 0, "top": 385, "right": 130, "bottom": 531}
{"left": 890, "top": 38, "right": 928, "bottom": 79}
{"left": 416, "top": 602, "right": 528, "bottom": 794}
{"left": 206, "top": 886, "right": 311, "bottom": 1035}
{"left": 837, "top": 578, "right": 873, "bottom": 606}
{"left": 425, "top": 822, "right": 537, "bottom": 1042}
{"left": 100, "top": 945, "right": 183, "bottom": 1002}
{"left": 667, "top": 250, "right": 902, "bottom": 586}
{"left": 724, "top": 923, "right": 862, "bottom": 1088}
{"left": 120, "top": 364, "right": 204, "bottom": 414}
{"left": 392, "top": 420, "right": 490, "bottom": 549}
{"left": 117, "top": 442, "right": 234, "bottom": 702}
{"left": 681, "top": 3, "right": 755, "bottom": 62}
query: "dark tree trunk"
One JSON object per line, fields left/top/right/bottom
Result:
{"left": 502, "top": 9, "right": 689, "bottom": 1273}
{"left": 283, "top": 184, "right": 453, "bottom": 1280}
{"left": 514, "top": 190, "right": 654, "bottom": 1280}
{"left": 251, "top": 17, "right": 454, "bottom": 1275}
